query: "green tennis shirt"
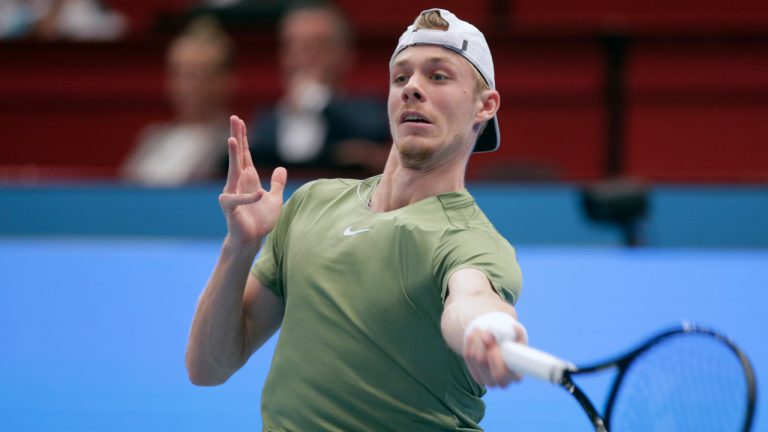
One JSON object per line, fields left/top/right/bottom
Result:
{"left": 251, "top": 178, "right": 522, "bottom": 432}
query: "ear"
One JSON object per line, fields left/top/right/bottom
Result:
{"left": 474, "top": 89, "right": 500, "bottom": 125}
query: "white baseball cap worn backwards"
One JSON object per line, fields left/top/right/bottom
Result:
{"left": 390, "top": 8, "right": 500, "bottom": 153}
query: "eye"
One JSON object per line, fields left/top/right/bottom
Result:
{"left": 431, "top": 73, "right": 447, "bottom": 81}
{"left": 392, "top": 74, "right": 408, "bottom": 85}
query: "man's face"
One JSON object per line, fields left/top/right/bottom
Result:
{"left": 388, "top": 45, "right": 494, "bottom": 169}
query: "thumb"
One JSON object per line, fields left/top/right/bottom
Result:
{"left": 269, "top": 167, "right": 288, "bottom": 197}
{"left": 219, "top": 191, "right": 264, "bottom": 209}
{"left": 513, "top": 322, "right": 529, "bottom": 345}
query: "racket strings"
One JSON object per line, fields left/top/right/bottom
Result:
{"left": 607, "top": 333, "right": 751, "bottom": 432}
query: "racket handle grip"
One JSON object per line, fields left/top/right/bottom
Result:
{"left": 500, "top": 341, "right": 573, "bottom": 384}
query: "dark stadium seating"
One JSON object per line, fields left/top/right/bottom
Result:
{"left": 1, "top": 0, "right": 766, "bottom": 182}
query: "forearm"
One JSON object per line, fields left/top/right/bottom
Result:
{"left": 441, "top": 268, "right": 525, "bottom": 388}
{"left": 441, "top": 288, "right": 517, "bottom": 355}
{"left": 185, "top": 236, "right": 261, "bottom": 385}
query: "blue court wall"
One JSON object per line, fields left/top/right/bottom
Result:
{"left": 2, "top": 239, "right": 765, "bottom": 431}
{"left": 1, "top": 182, "right": 767, "bottom": 247}
{"left": 2, "top": 182, "right": 767, "bottom": 431}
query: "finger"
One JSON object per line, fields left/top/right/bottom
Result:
{"left": 514, "top": 322, "right": 529, "bottom": 345}
{"left": 467, "top": 331, "right": 495, "bottom": 386}
{"left": 479, "top": 331, "right": 514, "bottom": 387}
{"left": 464, "top": 340, "right": 485, "bottom": 385}
{"left": 230, "top": 116, "right": 262, "bottom": 186}
{"left": 230, "top": 114, "right": 238, "bottom": 138}
{"left": 484, "top": 340, "right": 515, "bottom": 387}
{"left": 224, "top": 137, "right": 240, "bottom": 193}
{"left": 230, "top": 115, "right": 245, "bottom": 170}
{"left": 238, "top": 117, "right": 249, "bottom": 170}
{"left": 238, "top": 117, "right": 255, "bottom": 170}
{"left": 477, "top": 332, "right": 505, "bottom": 386}
{"left": 235, "top": 116, "right": 243, "bottom": 166}
{"left": 484, "top": 333, "right": 524, "bottom": 387}
{"left": 269, "top": 167, "right": 287, "bottom": 196}
{"left": 464, "top": 334, "right": 488, "bottom": 386}
{"left": 219, "top": 191, "right": 264, "bottom": 209}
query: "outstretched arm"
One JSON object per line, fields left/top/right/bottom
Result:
{"left": 185, "top": 115, "right": 287, "bottom": 386}
{"left": 441, "top": 268, "right": 528, "bottom": 388}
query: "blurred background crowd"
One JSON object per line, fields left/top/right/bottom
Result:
{"left": 1, "top": 0, "right": 767, "bottom": 247}
{"left": 1, "top": 0, "right": 766, "bottom": 186}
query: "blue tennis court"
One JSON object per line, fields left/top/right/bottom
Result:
{"left": 2, "top": 237, "right": 764, "bottom": 431}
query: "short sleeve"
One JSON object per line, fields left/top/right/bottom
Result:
{"left": 250, "top": 181, "right": 314, "bottom": 301}
{"left": 435, "top": 230, "right": 522, "bottom": 305}
{"left": 251, "top": 231, "right": 283, "bottom": 300}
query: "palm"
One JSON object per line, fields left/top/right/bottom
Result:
{"left": 219, "top": 116, "right": 287, "bottom": 247}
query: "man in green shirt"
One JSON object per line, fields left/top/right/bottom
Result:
{"left": 186, "top": 8, "right": 529, "bottom": 431}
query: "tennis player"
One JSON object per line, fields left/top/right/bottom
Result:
{"left": 186, "top": 8, "right": 527, "bottom": 431}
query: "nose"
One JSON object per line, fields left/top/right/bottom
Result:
{"left": 402, "top": 76, "right": 425, "bottom": 103}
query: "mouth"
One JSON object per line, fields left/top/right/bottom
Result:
{"left": 399, "top": 111, "right": 432, "bottom": 125}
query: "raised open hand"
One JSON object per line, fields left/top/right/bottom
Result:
{"left": 219, "top": 115, "right": 287, "bottom": 248}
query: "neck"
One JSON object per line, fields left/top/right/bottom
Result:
{"left": 369, "top": 147, "right": 468, "bottom": 213}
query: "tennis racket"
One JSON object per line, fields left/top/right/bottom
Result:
{"left": 500, "top": 322, "right": 757, "bottom": 431}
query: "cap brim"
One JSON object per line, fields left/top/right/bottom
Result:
{"left": 473, "top": 115, "right": 499, "bottom": 153}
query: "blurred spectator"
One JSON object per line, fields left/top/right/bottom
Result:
{"left": 0, "top": 0, "right": 126, "bottom": 40}
{"left": 247, "top": 2, "right": 390, "bottom": 175}
{"left": 0, "top": 0, "right": 34, "bottom": 38}
{"left": 121, "top": 16, "right": 233, "bottom": 186}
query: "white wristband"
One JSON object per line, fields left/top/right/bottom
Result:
{"left": 464, "top": 312, "right": 523, "bottom": 346}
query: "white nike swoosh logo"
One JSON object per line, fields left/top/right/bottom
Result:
{"left": 343, "top": 226, "right": 372, "bottom": 236}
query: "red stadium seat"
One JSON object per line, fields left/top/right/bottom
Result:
{"left": 334, "top": 0, "right": 490, "bottom": 36}
{"left": 625, "top": 40, "right": 768, "bottom": 182}
{"left": 511, "top": 0, "right": 768, "bottom": 35}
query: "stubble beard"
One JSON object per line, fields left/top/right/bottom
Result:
{"left": 395, "top": 137, "right": 439, "bottom": 170}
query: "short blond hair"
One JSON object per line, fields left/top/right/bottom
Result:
{"left": 413, "top": 10, "right": 489, "bottom": 95}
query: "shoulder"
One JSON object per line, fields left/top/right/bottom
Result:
{"left": 433, "top": 235, "right": 521, "bottom": 304}
{"left": 434, "top": 189, "right": 496, "bottom": 232}
{"left": 434, "top": 191, "right": 520, "bottom": 277}
{"left": 433, "top": 203, "right": 521, "bottom": 303}
{"left": 292, "top": 178, "right": 358, "bottom": 197}
{"left": 440, "top": 223, "right": 515, "bottom": 261}
{"left": 285, "top": 178, "right": 360, "bottom": 210}
{"left": 276, "top": 178, "right": 363, "bottom": 237}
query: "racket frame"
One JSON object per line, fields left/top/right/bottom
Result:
{"left": 558, "top": 323, "right": 758, "bottom": 432}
